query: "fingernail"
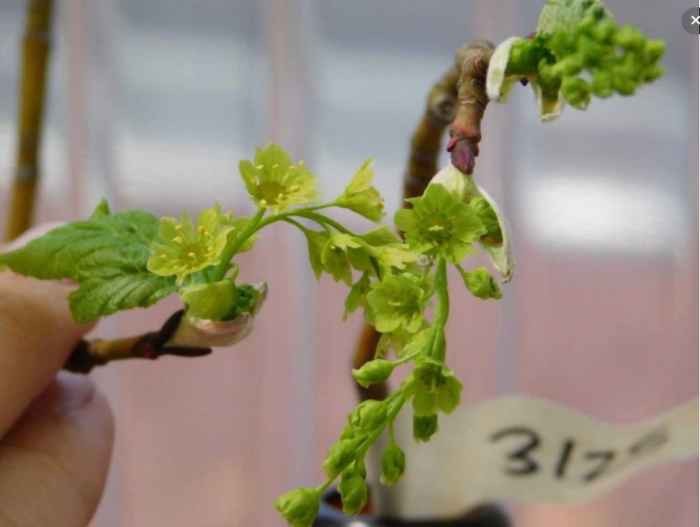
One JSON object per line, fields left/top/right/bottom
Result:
{"left": 29, "top": 372, "right": 96, "bottom": 414}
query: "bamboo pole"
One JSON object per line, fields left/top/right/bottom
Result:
{"left": 6, "top": 0, "right": 54, "bottom": 241}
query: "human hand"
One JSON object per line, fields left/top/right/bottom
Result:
{"left": 0, "top": 227, "right": 114, "bottom": 526}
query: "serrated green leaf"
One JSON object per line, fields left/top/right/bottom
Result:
{"left": 70, "top": 272, "right": 175, "bottom": 324}
{"left": 0, "top": 207, "right": 177, "bottom": 323}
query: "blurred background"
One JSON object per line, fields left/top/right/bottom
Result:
{"left": 0, "top": 0, "right": 697, "bottom": 525}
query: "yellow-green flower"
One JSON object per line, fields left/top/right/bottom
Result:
{"left": 335, "top": 157, "right": 385, "bottom": 222}
{"left": 366, "top": 273, "right": 428, "bottom": 333}
{"left": 321, "top": 234, "right": 366, "bottom": 285}
{"left": 406, "top": 358, "right": 463, "bottom": 416}
{"left": 147, "top": 206, "right": 235, "bottom": 284}
{"left": 239, "top": 143, "right": 320, "bottom": 213}
{"left": 395, "top": 183, "right": 486, "bottom": 264}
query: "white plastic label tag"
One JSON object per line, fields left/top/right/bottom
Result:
{"left": 370, "top": 395, "right": 698, "bottom": 518}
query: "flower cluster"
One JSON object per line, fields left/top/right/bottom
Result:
{"left": 143, "top": 143, "right": 512, "bottom": 527}
{"left": 489, "top": 3, "right": 665, "bottom": 120}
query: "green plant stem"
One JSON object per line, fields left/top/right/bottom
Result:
{"left": 214, "top": 206, "right": 363, "bottom": 282}
{"left": 433, "top": 258, "right": 450, "bottom": 329}
{"left": 282, "top": 217, "right": 310, "bottom": 233}
{"left": 293, "top": 211, "right": 357, "bottom": 236}
{"left": 212, "top": 207, "right": 266, "bottom": 280}
{"left": 393, "top": 348, "right": 422, "bottom": 367}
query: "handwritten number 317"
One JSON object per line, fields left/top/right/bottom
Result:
{"left": 489, "top": 426, "right": 668, "bottom": 483}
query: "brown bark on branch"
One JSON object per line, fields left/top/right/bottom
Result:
{"left": 64, "top": 310, "right": 212, "bottom": 374}
{"left": 448, "top": 40, "right": 494, "bottom": 174}
{"left": 6, "top": 0, "right": 54, "bottom": 241}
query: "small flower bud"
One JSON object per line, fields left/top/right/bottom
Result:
{"left": 338, "top": 472, "right": 368, "bottom": 516}
{"left": 578, "top": 36, "right": 605, "bottom": 67}
{"left": 612, "top": 71, "right": 636, "bottom": 96}
{"left": 591, "top": 71, "right": 614, "bottom": 98}
{"left": 643, "top": 39, "right": 666, "bottom": 64}
{"left": 352, "top": 359, "right": 396, "bottom": 388}
{"left": 413, "top": 414, "right": 439, "bottom": 443}
{"left": 561, "top": 76, "right": 591, "bottom": 110}
{"left": 462, "top": 267, "right": 502, "bottom": 300}
{"left": 274, "top": 487, "right": 321, "bottom": 527}
{"left": 349, "top": 400, "right": 388, "bottom": 431}
{"left": 323, "top": 438, "right": 362, "bottom": 479}
{"left": 592, "top": 19, "right": 617, "bottom": 44}
{"left": 549, "top": 29, "right": 574, "bottom": 56}
{"left": 642, "top": 66, "right": 665, "bottom": 83}
{"left": 380, "top": 443, "right": 407, "bottom": 486}
{"left": 575, "top": 16, "right": 596, "bottom": 37}
{"left": 615, "top": 25, "right": 645, "bottom": 51}
{"left": 553, "top": 55, "right": 584, "bottom": 77}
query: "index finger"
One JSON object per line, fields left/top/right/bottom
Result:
{"left": 0, "top": 226, "right": 96, "bottom": 439}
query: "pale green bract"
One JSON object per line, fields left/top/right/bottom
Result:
{"left": 181, "top": 280, "right": 237, "bottom": 321}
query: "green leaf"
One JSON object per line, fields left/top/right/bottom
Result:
{"left": 69, "top": 272, "right": 176, "bottom": 324}
{"left": 181, "top": 280, "right": 237, "bottom": 321}
{"left": 0, "top": 208, "right": 176, "bottom": 323}
{"left": 537, "top": 0, "right": 611, "bottom": 36}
